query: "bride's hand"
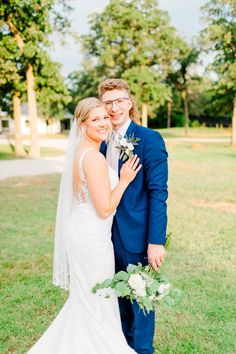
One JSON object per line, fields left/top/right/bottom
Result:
{"left": 120, "top": 155, "right": 142, "bottom": 184}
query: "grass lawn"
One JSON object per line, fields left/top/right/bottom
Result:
{"left": 0, "top": 144, "right": 64, "bottom": 160}
{"left": 0, "top": 142, "right": 235, "bottom": 353}
{"left": 159, "top": 127, "right": 231, "bottom": 139}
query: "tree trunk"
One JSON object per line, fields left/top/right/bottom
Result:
{"left": 13, "top": 92, "right": 26, "bottom": 156}
{"left": 27, "top": 64, "right": 40, "bottom": 158}
{"left": 142, "top": 103, "right": 148, "bottom": 127}
{"left": 167, "top": 101, "right": 172, "bottom": 128}
{"left": 182, "top": 90, "right": 189, "bottom": 136}
{"left": 8, "top": 19, "right": 40, "bottom": 157}
{"left": 232, "top": 94, "right": 236, "bottom": 147}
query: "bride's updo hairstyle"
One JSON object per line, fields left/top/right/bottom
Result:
{"left": 74, "top": 97, "right": 104, "bottom": 126}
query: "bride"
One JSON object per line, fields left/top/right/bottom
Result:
{"left": 28, "top": 97, "right": 141, "bottom": 353}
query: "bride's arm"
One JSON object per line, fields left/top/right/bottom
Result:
{"left": 83, "top": 150, "right": 141, "bottom": 218}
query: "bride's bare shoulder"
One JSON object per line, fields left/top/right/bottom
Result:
{"left": 78, "top": 149, "right": 106, "bottom": 167}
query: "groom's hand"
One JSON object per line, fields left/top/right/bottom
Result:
{"left": 147, "top": 244, "right": 166, "bottom": 272}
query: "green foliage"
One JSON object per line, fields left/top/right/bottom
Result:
{"left": 190, "top": 119, "right": 201, "bottom": 128}
{"left": 167, "top": 44, "right": 200, "bottom": 128}
{"left": 115, "top": 133, "right": 140, "bottom": 161}
{"left": 69, "top": 0, "right": 183, "bottom": 115}
{"left": 0, "top": 35, "right": 21, "bottom": 86}
{"left": 36, "top": 52, "right": 72, "bottom": 119}
{"left": 67, "top": 70, "right": 99, "bottom": 115}
{"left": 200, "top": 0, "right": 236, "bottom": 111}
{"left": 122, "top": 66, "right": 171, "bottom": 116}
{"left": 92, "top": 237, "right": 176, "bottom": 315}
{"left": 0, "top": 30, "right": 25, "bottom": 112}
{"left": 169, "top": 45, "right": 200, "bottom": 92}
{"left": 0, "top": 0, "right": 72, "bottom": 118}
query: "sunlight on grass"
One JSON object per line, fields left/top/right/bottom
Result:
{"left": 159, "top": 127, "right": 231, "bottom": 139}
{"left": 0, "top": 144, "right": 64, "bottom": 160}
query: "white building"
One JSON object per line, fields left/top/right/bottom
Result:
{"left": 0, "top": 106, "right": 62, "bottom": 135}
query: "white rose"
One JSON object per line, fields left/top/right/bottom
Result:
{"left": 128, "top": 274, "right": 146, "bottom": 292}
{"left": 135, "top": 287, "right": 146, "bottom": 297}
{"left": 120, "top": 138, "right": 127, "bottom": 147}
{"left": 158, "top": 283, "right": 170, "bottom": 294}
{"left": 125, "top": 148, "right": 130, "bottom": 155}
{"left": 127, "top": 143, "right": 134, "bottom": 151}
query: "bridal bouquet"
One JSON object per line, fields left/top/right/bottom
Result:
{"left": 92, "top": 235, "right": 179, "bottom": 314}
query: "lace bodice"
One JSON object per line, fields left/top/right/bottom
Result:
{"left": 73, "top": 148, "right": 119, "bottom": 209}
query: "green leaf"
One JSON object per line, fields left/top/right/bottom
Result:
{"left": 165, "top": 232, "right": 172, "bottom": 250}
{"left": 141, "top": 297, "right": 154, "bottom": 315}
{"left": 113, "top": 271, "right": 129, "bottom": 281}
{"left": 91, "top": 285, "right": 98, "bottom": 294}
{"left": 127, "top": 264, "right": 138, "bottom": 273}
{"left": 100, "top": 278, "right": 113, "bottom": 288}
{"left": 157, "top": 273, "right": 169, "bottom": 283}
{"left": 114, "top": 282, "right": 131, "bottom": 296}
{"left": 147, "top": 281, "right": 160, "bottom": 293}
{"left": 137, "top": 262, "right": 144, "bottom": 270}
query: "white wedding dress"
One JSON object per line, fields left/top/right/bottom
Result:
{"left": 28, "top": 148, "right": 135, "bottom": 354}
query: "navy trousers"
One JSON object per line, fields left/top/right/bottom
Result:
{"left": 112, "top": 234, "right": 155, "bottom": 354}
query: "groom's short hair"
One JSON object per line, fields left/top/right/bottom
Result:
{"left": 98, "top": 79, "right": 130, "bottom": 96}
{"left": 98, "top": 79, "right": 139, "bottom": 121}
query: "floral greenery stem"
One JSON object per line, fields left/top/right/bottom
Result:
{"left": 92, "top": 232, "right": 180, "bottom": 315}
{"left": 115, "top": 133, "right": 140, "bottom": 162}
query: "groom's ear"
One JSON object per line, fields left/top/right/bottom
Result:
{"left": 128, "top": 98, "right": 133, "bottom": 111}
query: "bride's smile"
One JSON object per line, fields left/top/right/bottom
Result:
{"left": 81, "top": 105, "right": 111, "bottom": 144}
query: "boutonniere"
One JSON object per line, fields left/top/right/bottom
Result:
{"left": 115, "top": 133, "right": 141, "bottom": 162}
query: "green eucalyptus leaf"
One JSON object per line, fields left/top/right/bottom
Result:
{"left": 127, "top": 264, "right": 138, "bottom": 273}
{"left": 114, "top": 282, "right": 131, "bottom": 296}
{"left": 101, "top": 278, "right": 113, "bottom": 288}
{"left": 113, "top": 271, "right": 129, "bottom": 281}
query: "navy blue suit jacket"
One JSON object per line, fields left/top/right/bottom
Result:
{"left": 100, "top": 121, "right": 168, "bottom": 254}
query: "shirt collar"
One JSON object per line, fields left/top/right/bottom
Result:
{"left": 116, "top": 118, "right": 131, "bottom": 137}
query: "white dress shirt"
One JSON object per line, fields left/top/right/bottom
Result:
{"left": 106, "top": 118, "right": 131, "bottom": 173}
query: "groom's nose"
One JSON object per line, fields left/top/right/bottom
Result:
{"left": 110, "top": 102, "right": 119, "bottom": 112}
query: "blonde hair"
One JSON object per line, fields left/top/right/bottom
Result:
{"left": 73, "top": 97, "right": 104, "bottom": 197}
{"left": 74, "top": 97, "right": 104, "bottom": 124}
{"left": 98, "top": 79, "right": 139, "bottom": 122}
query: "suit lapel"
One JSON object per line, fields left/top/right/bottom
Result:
{"left": 118, "top": 121, "right": 137, "bottom": 175}
{"left": 100, "top": 141, "right": 107, "bottom": 157}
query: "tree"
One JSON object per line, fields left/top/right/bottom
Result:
{"left": 201, "top": 0, "right": 236, "bottom": 146}
{"left": 36, "top": 52, "right": 72, "bottom": 121}
{"left": 0, "top": 0, "right": 71, "bottom": 156}
{"left": 0, "top": 24, "right": 28, "bottom": 156}
{"left": 76, "top": 0, "right": 181, "bottom": 125}
{"left": 67, "top": 68, "right": 100, "bottom": 116}
{"left": 168, "top": 45, "right": 200, "bottom": 136}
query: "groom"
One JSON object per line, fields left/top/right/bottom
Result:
{"left": 99, "top": 79, "right": 168, "bottom": 354}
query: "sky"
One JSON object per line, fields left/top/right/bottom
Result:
{"left": 50, "top": 0, "right": 206, "bottom": 77}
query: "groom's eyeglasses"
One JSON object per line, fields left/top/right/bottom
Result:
{"left": 103, "top": 97, "right": 130, "bottom": 109}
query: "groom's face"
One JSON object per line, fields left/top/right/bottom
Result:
{"left": 101, "top": 89, "right": 132, "bottom": 130}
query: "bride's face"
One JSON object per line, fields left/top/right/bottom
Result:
{"left": 83, "top": 105, "right": 111, "bottom": 142}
